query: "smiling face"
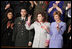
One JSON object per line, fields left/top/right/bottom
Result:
{"left": 20, "top": 9, "right": 27, "bottom": 17}
{"left": 54, "top": 14, "right": 60, "bottom": 21}
{"left": 53, "top": 11, "right": 61, "bottom": 22}
{"left": 37, "top": 14, "right": 44, "bottom": 22}
{"left": 7, "top": 12, "right": 13, "bottom": 19}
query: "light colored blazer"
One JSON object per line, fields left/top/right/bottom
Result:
{"left": 25, "top": 21, "right": 50, "bottom": 48}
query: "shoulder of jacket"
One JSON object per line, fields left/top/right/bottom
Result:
{"left": 51, "top": 22, "right": 55, "bottom": 24}
{"left": 15, "top": 17, "right": 20, "bottom": 20}
{"left": 61, "top": 21, "right": 66, "bottom": 25}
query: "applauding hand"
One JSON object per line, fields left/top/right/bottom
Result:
{"left": 57, "top": 23, "right": 60, "bottom": 32}
{"left": 7, "top": 21, "right": 11, "bottom": 29}
{"left": 41, "top": 25, "right": 50, "bottom": 33}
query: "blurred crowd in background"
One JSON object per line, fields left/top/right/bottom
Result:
{"left": 1, "top": 1, "right": 71, "bottom": 48}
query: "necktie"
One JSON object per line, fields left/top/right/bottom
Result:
{"left": 22, "top": 19, "right": 24, "bottom": 23}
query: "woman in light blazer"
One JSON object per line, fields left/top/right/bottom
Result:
{"left": 49, "top": 11, "right": 66, "bottom": 48}
{"left": 25, "top": 12, "right": 50, "bottom": 48}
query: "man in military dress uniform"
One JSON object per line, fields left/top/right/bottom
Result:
{"left": 12, "top": 8, "right": 33, "bottom": 47}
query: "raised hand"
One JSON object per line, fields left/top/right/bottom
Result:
{"left": 5, "top": 4, "right": 10, "bottom": 10}
{"left": 53, "top": 3, "right": 57, "bottom": 8}
{"left": 28, "top": 14, "right": 32, "bottom": 23}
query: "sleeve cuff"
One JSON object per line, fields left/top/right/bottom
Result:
{"left": 46, "top": 40, "right": 50, "bottom": 43}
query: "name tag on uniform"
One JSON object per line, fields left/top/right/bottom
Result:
{"left": 18, "top": 22, "right": 21, "bottom": 24}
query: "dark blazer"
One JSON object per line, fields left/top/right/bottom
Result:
{"left": 1, "top": 18, "right": 14, "bottom": 46}
{"left": 12, "top": 16, "right": 33, "bottom": 47}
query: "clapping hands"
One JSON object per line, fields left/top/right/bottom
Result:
{"left": 53, "top": 3, "right": 57, "bottom": 8}
{"left": 57, "top": 23, "right": 60, "bottom": 31}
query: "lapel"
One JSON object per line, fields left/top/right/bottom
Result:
{"left": 20, "top": 16, "right": 28, "bottom": 24}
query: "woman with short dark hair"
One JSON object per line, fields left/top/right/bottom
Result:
{"left": 1, "top": 9, "right": 14, "bottom": 46}
{"left": 25, "top": 12, "right": 50, "bottom": 48}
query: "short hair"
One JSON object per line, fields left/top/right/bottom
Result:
{"left": 20, "top": 8, "right": 27, "bottom": 12}
{"left": 35, "top": 11, "right": 47, "bottom": 22}
{"left": 53, "top": 11, "right": 61, "bottom": 17}
{"left": 20, "top": 7, "right": 28, "bottom": 13}
{"left": 5, "top": 8, "right": 13, "bottom": 17}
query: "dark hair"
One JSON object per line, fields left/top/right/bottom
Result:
{"left": 2, "top": 8, "right": 14, "bottom": 23}
{"left": 5, "top": 8, "right": 13, "bottom": 17}
{"left": 53, "top": 11, "right": 61, "bottom": 17}
{"left": 20, "top": 7, "right": 28, "bottom": 13}
{"left": 35, "top": 11, "right": 47, "bottom": 22}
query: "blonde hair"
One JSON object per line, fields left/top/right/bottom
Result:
{"left": 53, "top": 11, "right": 61, "bottom": 17}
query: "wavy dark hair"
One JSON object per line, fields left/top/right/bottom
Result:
{"left": 35, "top": 11, "right": 47, "bottom": 22}
{"left": 2, "top": 8, "right": 14, "bottom": 24}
